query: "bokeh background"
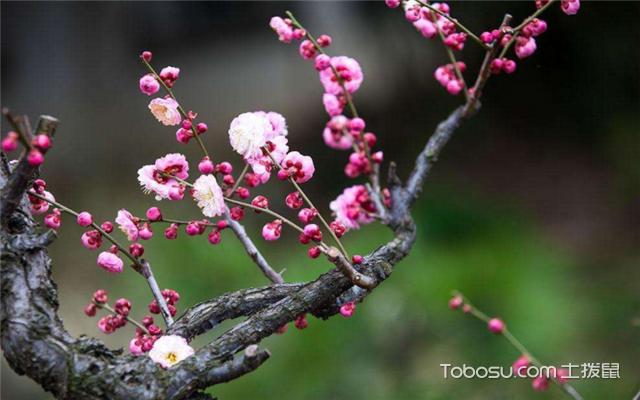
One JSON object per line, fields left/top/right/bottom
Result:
{"left": 1, "top": 1, "right": 638, "bottom": 399}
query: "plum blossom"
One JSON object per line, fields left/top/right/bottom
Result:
{"left": 29, "top": 190, "right": 55, "bottom": 215}
{"left": 97, "top": 251, "right": 124, "bottom": 273}
{"left": 323, "top": 115, "right": 353, "bottom": 150}
{"left": 515, "top": 36, "right": 537, "bottom": 59}
{"left": 228, "top": 112, "right": 271, "bottom": 159}
{"left": 139, "top": 74, "right": 160, "bottom": 96}
{"left": 129, "top": 338, "right": 144, "bottom": 356}
{"left": 248, "top": 135, "right": 289, "bottom": 184}
{"left": 270, "top": 16, "right": 294, "bottom": 43}
{"left": 279, "top": 151, "right": 315, "bottom": 183}
{"left": 561, "top": 0, "right": 580, "bottom": 15}
{"left": 137, "top": 153, "right": 189, "bottom": 201}
{"left": 148, "top": 335, "right": 194, "bottom": 368}
{"left": 319, "top": 56, "right": 363, "bottom": 95}
{"left": 262, "top": 219, "right": 282, "bottom": 241}
{"left": 322, "top": 93, "right": 344, "bottom": 116}
{"left": 329, "top": 185, "right": 376, "bottom": 230}
{"left": 115, "top": 209, "right": 139, "bottom": 241}
{"left": 434, "top": 62, "right": 466, "bottom": 95}
{"left": 192, "top": 175, "right": 225, "bottom": 218}
{"left": 148, "top": 97, "right": 181, "bottom": 126}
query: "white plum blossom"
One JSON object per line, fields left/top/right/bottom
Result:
{"left": 228, "top": 112, "right": 271, "bottom": 159}
{"left": 192, "top": 175, "right": 225, "bottom": 218}
{"left": 148, "top": 335, "right": 194, "bottom": 368}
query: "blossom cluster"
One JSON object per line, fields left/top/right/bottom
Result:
{"left": 1, "top": 129, "right": 52, "bottom": 166}
{"left": 387, "top": 0, "right": 580, "bottom": 95}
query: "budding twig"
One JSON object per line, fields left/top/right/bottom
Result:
{"left": 26, "top": 190, "right": 175, "bottom": 327}
{"left": 452, "top": 290, "right": 583, "bottom": 400}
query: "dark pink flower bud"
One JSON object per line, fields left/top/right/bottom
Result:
{"left": 298, "top": 208, "right": 317, "bottom": 224}
{"left": 363, "top": 132, "right": 377, "bottom": 148}
{"left": 32, "top": 134, "right": 51, "bottom": 151}
{"left": 164, "top": 223, "right": 178, "bottom": 239}
{"left": 93, "top": 289, "right": 108, "bottom": 304}
{"left": 141, "top": 51, "right": 152, "bottom": 62}
{"left": 285, "top": 191, "right": 303, "bottom": 209}
{"left": 294, "top": 314, "right": 308, "bottom": 329}
{"left": 352, "top": 255, "right": 363, "bottom": 264}
{"left": 292, "top": 28, "right": 306, "bottom": 40}
{"left": 314, "top": 54, "right": 331, "bottom": 71}
{"left": 129, "top": 243, "right": 144, "bottom": 258}
{"left": 480, "top": 31, "right": 494, "bottom": 43}
{"left": 330, "top": 221, "right": 346, "bottom": 238}
{"left": 216, "top": 161, "right": 233, "bottom": 175}
{"left": 198, "top": 157, "right": 214, "bottom": 174}
{"left": 449, "top": 296, "right": 463, "bottom": 310}
{"left": 339, "top": 302, "right": 356, "bottom": 318}
{"left": 101, "top": 221, "right": 114, "bottom": 233}
{"left": 81, "top": 230, "right": 103, "bottom": 250}
{"left": 532, "top": 376, "right": 549, "bottom": 391}
{"left": 347, "top": 117, "right": 365, "bottom": 133}
{"left": 185, "top": 221, "right": 201, "bottom": 236}
{"left": 196, "top": 122, "right": 208, "bottom": 134}
{"left": 230, "top": 206, "right": 244, "bottom": 221}
{"left": 208, "top": 229, "right": 221, "bottom": 245}
{"left": 487, "top": 318, "right": 505, "bottom": 334}
{"left": 251, "top": 195, "right": 269, "bottom": 211}
{"left": 276, "top": 324, "right": 288, "bottom": 334}
{"left": 303, "top": 224, "right": 322, "bottom": 241}
{"left": 1, "top": 132, "right": 18, "bottom": 152}
{"left": 298, "top": 232, "right": 311, "bottom": 245}
{"left": 308, "top": 246, "right": 321, "bottom": 259}
{"left": 217, "top": 220, "right": 228, "bottom": 230}
{"left": 148, "top": 300, "right": 160, "bottom": 314}
{"left": 147, "top": 324, "right": 162, "bottom": 335}
{"left": 236, "top": 186, "right": 250, "bottom": 199}
{"left": 115, "top": 298, "right": 132, "bottom": 316}
{"left": 223, "top": 174, "right": 235, "bottom": 186}
{"left": 244, "top": 173, "right": 260, "bottom": 188}
{"left": 385, "top": 0, "right": 400, "bottom": 8}
{"left": 146, "top": 207, "right": 162, "bottom": 222}
{"left": 44, "top": 213, "right": 61, "bottom": 230}
{"left": 317, "top": 34, "right": 332, "bottom": 47}
{"left": 77, "top": 211, "right": 93, "bottom": 227}
{"left": 503, "top": 59, "right": 517, "bottom": 74}
{"left": 27, "top": 149, "right": 44, "bottom": 166}
{"left": 138, "top": 223, "right": 153, "bottom": 240}
{"left": 512, "top": 355, "right": 530, "bottom": 377}
{"left": 84, "top": 303, "right": 97, "bottom": 317}
{"left": 142, "top": 316, "right": 154, "bottom": 327}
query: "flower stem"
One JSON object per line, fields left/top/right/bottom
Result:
{"left": 140, "top": 58, "right": 210, "bottom": 159}
{"left": 27, "top": 190, "right": 174, "bottom": 327}
{"left": 414, "top": 0, "right": 490, "bottom": 50}
{"left": 498, "top": 0, "right": 558, "bottom": 59}
{"left": 96, "top": 301, "right": 150, "bottom": 334}
{"left": 262, "top": 147, "right": 349, "bottom": 259}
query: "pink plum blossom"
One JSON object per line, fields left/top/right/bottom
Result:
{"left": 339, "top": 302, "right": 356, "bottom": 318}
{"left": 322, "top": 115, "right": 353, "bottom": 150}
{"left": 322, "top": 93, "right": 344, "bottom": 117}
{"left": 319, "top": 56, "right": 363, "bottom": 95}
{"left": 97, "top": 251, "right": 124, "bottom": 273}
{"left": 77, "top": 211, "right": 93, "bottom": 227}
{"left": 329, "top": 185, "right": 376, "bottom": 230}
{"left": 129, "top": 338, "right": 144, "bottom": 356}
{"left": 561, "top": 0, "right": 580, "bottom": 15}
{"left": 270, "top": 16, "right": 294, "bottom": 43}
{"left": 115, "top": 209, "right": 139, "bottom": 241}
{"left": 29, "top": 190, "right": 55, "bottom": 215}
{"left": 137, "top": 153, "right": 189, "bottom": 201}
{"left": 139, "top": 74, "right": 160, "bottom": 96}
{"left": 81, "top": 230, "right": 102, "bottom": 250}
{"left": 280, "top": 151, "right": 315, "bottom": 183}
{"left": 262, "top": 219, "right": 282, "bottom": 241}
{"left": 148, "top": 97, "right": 181, "bottom": 126}
{"left": 515, "top": 36, "right": 537, "bottom": 59}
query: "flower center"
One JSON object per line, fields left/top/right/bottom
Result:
{"left": 166, "top": 352, "right": 178, "bottom": 364}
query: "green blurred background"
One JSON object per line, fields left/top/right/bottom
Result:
{"left": 1, "top": 1, "right": 638, "bottom": 399}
